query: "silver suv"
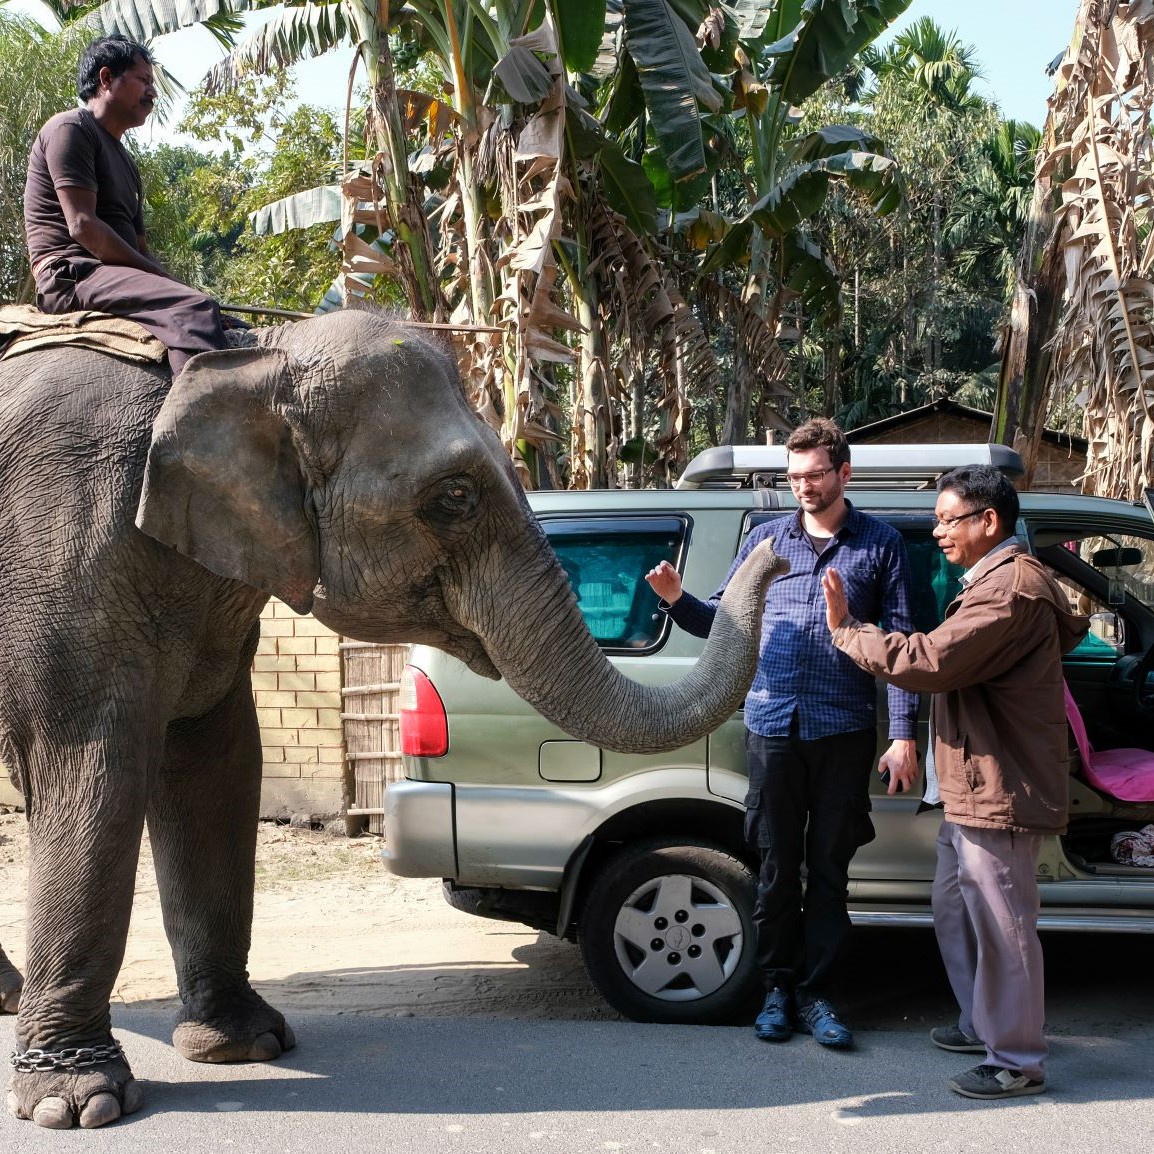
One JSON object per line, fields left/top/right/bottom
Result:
{"left": 385, "top": 444, "right": 1154, "bottom": 1024}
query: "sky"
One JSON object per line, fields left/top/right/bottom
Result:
{"left": 885, "top": 0, "right": 1081, "bottom": 126}
{"left": 10, "top": 0, "right": 1082, "bottom": 145}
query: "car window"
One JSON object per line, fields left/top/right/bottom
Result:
{"left": 542, "top": 516, "right": 687, "bottom": 651}
{"left": 1043, "top": 569, "right": 1124, "bottom": 657}
{"left": 1033, "top": 523, "right": 1154, "bottom": 659}
{"left": 898, "top": 523, "right": 965, "bottom": 633}
{"left": 1078, "top": 532, "right": 1154, "bottom": 607}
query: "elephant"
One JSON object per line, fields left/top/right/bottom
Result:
{"left": 0, "top": 308, "right": 785, "bottom": 1129}
{"left": 0, "top": 947, "right": 19, "bottom": 1013}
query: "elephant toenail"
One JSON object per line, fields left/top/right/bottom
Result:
{"left": 31, "top": 1095, "right": 73, "bottom": 1129}
{"left": 79, "top": 1091, "right": 122, "bottom": 1129}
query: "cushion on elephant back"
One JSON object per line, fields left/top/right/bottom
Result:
{"left": 0, "top": 303, "right": 167, "bottom": 364}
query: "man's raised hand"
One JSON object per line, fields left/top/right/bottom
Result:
{"left": 822, "top": 567, "right": 850, "bottom": 631}
{"left": 645, "top": 560, "right": 683, "bottom": 604}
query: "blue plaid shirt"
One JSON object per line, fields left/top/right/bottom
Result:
{"left": 668, "top": 502, "right": 919, "bottom": 741}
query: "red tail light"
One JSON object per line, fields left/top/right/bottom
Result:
{"left": 399, "top": 665, "right": 449, "bottom": 757}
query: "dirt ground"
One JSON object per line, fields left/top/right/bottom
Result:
{"left": 0, "top": 807, "right": 615, "bottom": 1022}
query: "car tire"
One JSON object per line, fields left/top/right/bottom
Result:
{"left": 578, "top": 838, "right": 760, "bottom": 1025}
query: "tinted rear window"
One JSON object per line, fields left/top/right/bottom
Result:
{"left": 543, "top": 517, "right": 687, "bottom": 651}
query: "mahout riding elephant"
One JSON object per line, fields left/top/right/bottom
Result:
{"left": 0, "top": 309, "right": 785, "bottom": 1128}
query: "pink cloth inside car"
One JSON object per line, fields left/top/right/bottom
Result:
{"left": 1064, "top": 682, "right": 1154, "bottom": 803}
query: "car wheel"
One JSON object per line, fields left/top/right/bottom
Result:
{"left": 578, "top": 838, "right": 760, "bottom": 1025}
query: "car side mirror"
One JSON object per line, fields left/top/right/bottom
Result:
{"left": 1089, "top": 610, "right": 1123, "bottom": 645}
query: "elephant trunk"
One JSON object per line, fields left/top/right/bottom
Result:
{"left": 459, "top": 538, "right": 788, "bottom": 755}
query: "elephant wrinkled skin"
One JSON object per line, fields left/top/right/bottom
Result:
{"left": 0, "top": 310, "right": 786, "bottom": 1128}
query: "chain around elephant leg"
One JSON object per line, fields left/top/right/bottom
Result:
{"left": 6, "top": 1051, "right": 142, "bottom": 1129}
{"left": 172, "top": 985, "right": 295, "bottom": 1063}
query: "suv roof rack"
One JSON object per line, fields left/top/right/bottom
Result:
{"left": 676, "top": 443, "right": 1025, "bottom": 491}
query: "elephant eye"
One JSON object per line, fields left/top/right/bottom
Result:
{"left": 425, "top": 475, "right": 478, "bottom": 524}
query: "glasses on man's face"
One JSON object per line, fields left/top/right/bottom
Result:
{"left": 932, "top": 508, "right": 989, "bottom": 531}
{"left": 786, "top": 467, "right": 836, "bottom": 488}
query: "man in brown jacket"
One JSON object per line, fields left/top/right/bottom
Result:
{"left": 822, "top": 464, "right": 1087, "bottom": 1100}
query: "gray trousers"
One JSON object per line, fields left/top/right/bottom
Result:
{"left": 35, "top": 256, "right": 227, "bottom": 376}
{"left": 932, "top": 820, "right": 1047, "bottom": 1080}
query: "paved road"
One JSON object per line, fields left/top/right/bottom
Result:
{"left": 2, "top": 928, "right": 1153, "bottom": 1153}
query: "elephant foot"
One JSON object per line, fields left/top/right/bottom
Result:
{"left": 7, "top": 1054, "right": 142, "bottom": 1129}
{"left": 173, "top": 987, "right": 295, "bottom": 1064}
{"left": 0, "top": 951, "right": 23, "bottom": 1013}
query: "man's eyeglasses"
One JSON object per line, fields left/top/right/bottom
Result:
{"left": 932, "top": 509, "right": 989, "bottom": 531}
{"left": 786, "top": 467, "right": 836, "bottom": 488}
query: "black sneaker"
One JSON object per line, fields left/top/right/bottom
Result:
{"left": 796, "top": 998, "right": 853, "bottom": 1049}
{"left": 948, "top": 1063, "right": 1045, "bottom": 1100}
{"left": 754, "top": 988, "right": 793, "bottom": 1042}
{"left": 930, "top": 1024, "right": 985, "bottom": 1053}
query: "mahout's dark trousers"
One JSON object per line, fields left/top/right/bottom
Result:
{"left": 35, "top": 255, "right": 227, "bottom": 376}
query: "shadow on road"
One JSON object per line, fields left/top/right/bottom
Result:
{"left": 114, "top": 921, "right": 1154, "bottom": 1032}
{"left": 3, "top": 924, "right": 1153, "bottom": 1136}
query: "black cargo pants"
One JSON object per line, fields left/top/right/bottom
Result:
{"left": 744, "top": 719, "right": 876, "bottom": 1007}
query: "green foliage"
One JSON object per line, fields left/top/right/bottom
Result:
{"left": 946, "top": 119, "right": 1040, "bottom": 296}
{"left": 556, "top": 0, "right": 607, "bottom": 72}
{"left": 175, "top": 71, "right": 346, "bottom": 311}
{"left": 0, "top": 12, "right": 89, "bottom": 301}
{"left": 620, "top": 0, "right": 722, "bottom": 183}
{"left": 762, "top": 0, "right": 915, "bottom": 106}
{"left": 3, "top": 0, "right": 1047, "bottom": 476}
{"left": 134, "top": 144, "right": 223, "bottom": 287}
{"left": 801, "top": 15, "right": 1021, "bottom": 424}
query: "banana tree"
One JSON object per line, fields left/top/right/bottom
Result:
{"left": 995, "top": 0, "right": 1154, "bottom": 499}
{"left": 701, "top": 0, "right": 911, "bottom": 441}
{"left": 532, "top": 0, "right": 908, "bottom": 477}
{"left": 522, "top": 0, "right": 913, "bottom": 473}
{"left": 68, "top": 0, "right": 445, "bottom": 318}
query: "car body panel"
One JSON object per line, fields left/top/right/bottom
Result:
{"left": 389, "top": 462, "right": 1154, "bottom": 935}
{"left": 382, "top": 780, "right": 457, "bottom": 878}
{"left": 449, "top": 769, "right": 731, "bottom": 889}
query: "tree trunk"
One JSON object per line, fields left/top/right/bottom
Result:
{"left": 722, "top": 337, "right": 753, "bottom": 445}
{"left": 363, "top": 22, "right": 446, "bottom": 322}
{"left": 823, "top": 331, "right": 840, "bottom": 418}
{"left": 572, "top": 279, "right": 610, "bottom": 489}
{"left": 991, "top": 170, "right": 1065, "bottom": 486}
{"left": 630, "top": 371, "right": 645, "bottom": 489}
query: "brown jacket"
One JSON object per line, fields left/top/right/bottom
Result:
{"left": 832, "top": 544, "right": 1088, "bottom": 834}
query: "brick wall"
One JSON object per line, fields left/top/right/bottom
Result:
{"left": 0, "top": 601, "right": 350, "bottom": 816}
{"left": 252, "top": 599, "right": 346, "bottom": 819}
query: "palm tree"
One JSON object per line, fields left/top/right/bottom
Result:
{"left": 863, "top": 16, "right": 983, "bottom": 112}
{"left": 947, "top": 119, "right": 1039, "bottom": 298}
{"left": 862, "top": 17, "right": 988, "bottom": 377}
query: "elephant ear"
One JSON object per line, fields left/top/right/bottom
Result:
{"left": 135, "top": 345, "right": 319, "bottom": 613}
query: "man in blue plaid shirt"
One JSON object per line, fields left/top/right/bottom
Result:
{"left": 646, "top": 418, "right": 918, "bottom": 1049}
